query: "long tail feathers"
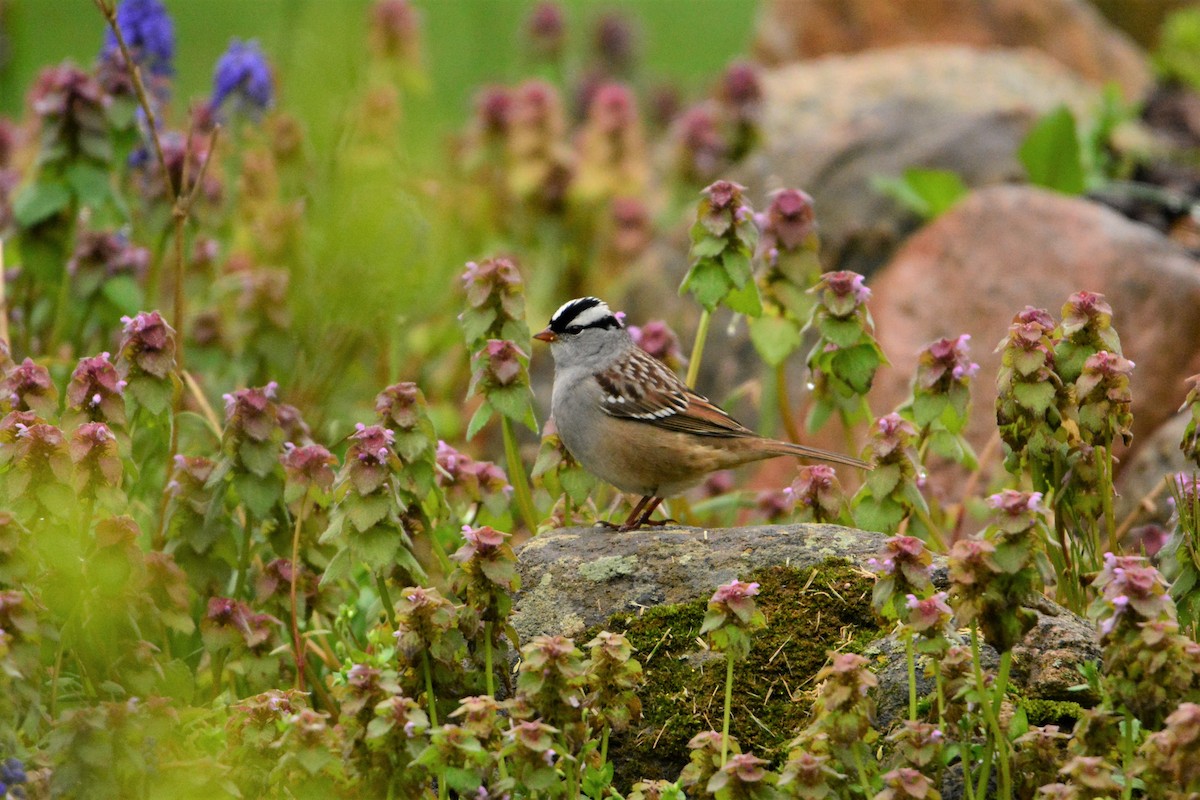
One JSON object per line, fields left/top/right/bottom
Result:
{"left": 761, "top": 438, "right": 872, "bottom": 470}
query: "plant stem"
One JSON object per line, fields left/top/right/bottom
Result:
{"left": 1120, "top": 707, "right": 1135, "bottom": 800}
{"left": 1102, "top": 445, "right": 1117, "bottom": 556}
{"left": 233, "top": 515, "right": 253, "bottom": 599}
{"left": 422, "top": 648, "right": 448, "bottom": 800}
{"left": 775, "top": 362, "right": 801, "bottom": 443}
{"left": 484, "top": 620, "right": 496, "bottom": 698}
{"left": 721, "top": 650, "right": 734, "bottom": 767}
{"left": 971, "top": 626, "right": 1012, "bottom": 800}
{"left": 905, "top": 630, "right": 917, "bottom": 722}
{"left": 501, "top": 416, "right": 539, "bottom": 533}
{"left": 852, "top": 746, "right": 873, "bottom": 798}
{"left": 600, "top": 725, "right": 610, "bottom": 767}
{"left": 289, "top": 499, "right": 308, "bottom": 692}
{"left": 376, "top": 574, "right": 396, "bottom": 631}
{"left": 685, "top": 308, "right": 713, "bottom": 389}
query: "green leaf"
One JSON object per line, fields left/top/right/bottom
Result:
{"left": 1013, "top": 381, "right": 1057, "bottom": 415}
{"left": 487, "top": 384, "right": 534, "bottom": 424}
{"left": 723, "top": 276, "right": 762, "bottom": 316}
{"left": 66, "top": 162, "right": 113, "bottom": 209}
{"left": 234, "top": 472, "right": 280, "bottom": 519}
{"left": 679, "top": 260, "right": 730, "bottom": 311}
{"left": 865, "top": 463, "right": 902, "bottom": 497}
{"left": 459, "top": 307, "right": 497, "bottom": 348}
{"left": 1019, "top": 106, "right": 1086, "bottom": 195}
{"left": 13, "top": 181, "right": 71, "bottom": 227}
{"left": 818, "top": 316, "right": 864, "bottom": 349}
{"left": 100, "top": 275, "right": 143, "bottom": 315}
{"left": 354, "top": 524, "right": 401, "bottom": 570}
{"left": 689, "top": 235, "right": 726, "bottom": 259}
{"left": 912, "top": 393, "right": 949, "bottom": 427}
{"left": 852, "top": 495, "right": 906, "bottom": 534}
{"left": 831, "top": 344, "right": 881, "bottom": 394}
{"left": 873, "top": 168, "right": 969, "bottom": 219}
{"left": 721, "top": 249, "right": 753, "bottom": 289}
{"left": 748, "top": 315, "right": 802, "bottom": 367}
{"left": 466, "top": 403, "right": 493, "bottom": 440}
{"left": 347, "top": 493, "right": 391, "bottom": 532}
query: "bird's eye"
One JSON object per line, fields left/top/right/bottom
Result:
{"left": 565, "top": 325, "right": 583, "bottom": 334}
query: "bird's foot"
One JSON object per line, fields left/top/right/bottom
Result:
{"left": 615, "top": 517, "right": 677, "bottom": 532}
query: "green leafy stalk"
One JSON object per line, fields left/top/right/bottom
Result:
{"left": 685, "top": 308, "right": 712, "bottom": 389}
{"left": 501, "top": 415, "right": 539, "bottom": 532}
{"left": 289, "top": 499, "right": 308, "bottom": 691}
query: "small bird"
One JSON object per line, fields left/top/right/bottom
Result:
{"left": 533, "top": 297, "right": 870, "bottom": 531}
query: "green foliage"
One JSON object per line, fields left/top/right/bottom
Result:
{"left": 1154, "top": 7, "right": 1200, "bottom": 90}
{"left": 1019, "top": 105, "right": 1087, "bottom": 195}
{"left": 872, "top": 168, "right": 969, "bottom": 220}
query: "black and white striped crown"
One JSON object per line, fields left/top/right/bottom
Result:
{"left": 547, "top": 297, "right": 622, "bottom": 334}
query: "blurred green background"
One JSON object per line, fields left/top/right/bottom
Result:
{"left": 1, "top": 0, "right": 759, "bottom": 161}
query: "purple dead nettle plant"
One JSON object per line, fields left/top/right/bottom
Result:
{"left": 870, "top": 534, "right": 941, "bottom": 724}
{"left": 679, "top": 180, "right": 761, "bottom": 387}
{"left": 280, "top": 440, "right": 336, "bottom": 692}
{"left": 0, "top": 358, "right": 57, "bottom": 418}
{"left": 583, "top": 631, "right": 644, "bottom": 769}
{"left": 1088, "top": 553, "right": 1200, "bottom": 731}
{"left": 947, "top": 488, "right": 1052, "bottom": 800}
{"left": 450, "top": 525, "right": 518, "bottom": 697}
{"left": 707, "top": 751, "right": 778, "bottom": 800}
{"left": 507, "top": 80, "right": 570, "bottom": 213}
{"left": 63, "top": 352, "right": 128, "bottom": 436}
{"left": 803, "top": 270, "right": 887, "bottom": 440}
{"left": 681, "top": 729, "right": 742, "bottom": 797}
{"left": 511, "top": 634, "right": 589, "bottom": 794}
{"left": 672, "top": 103, "right": 727, "bottom": 187}
{"left": 748, "top": 189, "right": 821, "bottom": 442}
{"left": 789, "top": 464, "right": 852, "bottom": 525}
{"left": 318, "top": 421, "right": 428, "bottom": 615}
{"left": 700, "top": 579, "right": 767, "bottom": 767}
{"left": 460, "top": 256, "right": 537, "bottom": 531}
{"left": 1140, "top": 702, "right": 1200, "bottom": 797}
{"left": 525, "top": 2, "right": 566, "bottom": 65}
{"left": 572, "top": 82, "right": 647, "bottom": 207}
{"left": 995, "top": 306, "right": 1065, "bottom": 486}
{"left": 792, "top": 651, "right": 880, "bottom": 795}
{"left": 116, "top": 310, "right": 177, "bottom": 416}
{"left": 393, "top": 585, "right": 465, "bottom": 737}
{"left": 901, "top": 333, "right": 979, "bottom": 469}
{"left": 0, "top": 410, "right": 72, "bottom": 524}
{"left": 714, "top": 60, "right": 761, "bottom": 161}
{"left": 853, "top": 413, "right": 933, "bottom": 541}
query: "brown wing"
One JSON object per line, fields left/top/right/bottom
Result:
{"left": 594, "top": 347, "right": 757, "bottom": 438}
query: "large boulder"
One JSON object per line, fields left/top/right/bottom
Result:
{"left": 752, "top": 0, "right": 1152, "bottom": 98}
{"left": 513, "top": 524, "right": 1101, "bottom": 784}
{"left": 739, "top": 46, "right": 1100, "bottom": 276}
{"left": 868, "top": 184, "right": 1200, "bottom": 497}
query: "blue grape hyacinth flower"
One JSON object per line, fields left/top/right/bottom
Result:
{"left": 210, "top": 39, "right": 273, "bottom": 119}
{"left": 101, "top": 0, "right": 175, "bottom": 78}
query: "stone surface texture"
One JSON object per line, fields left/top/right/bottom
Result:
{"left": 514, "top": 524, "right": 1101, "bottom": 729}
{"left": 738, "top": 46, "right": 1100, "bottom": 276}
{"left": 752, "top": 0, "right": 1152, "bottom": 98}
{"left": 868, "top": 185, "right": 1200, "bottom": 497}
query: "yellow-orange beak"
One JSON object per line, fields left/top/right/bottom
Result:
{"left": 533, "top": 328, "right": 557, "bottom": 343}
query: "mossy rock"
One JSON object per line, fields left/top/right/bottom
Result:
{"left": 596, "top": 559, "right": 880, "bottom": 787}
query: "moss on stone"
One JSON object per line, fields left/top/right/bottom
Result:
{"left": 1021, "top": 697, "right": 1084, "bottom": 729}
{"left": 597, "top": 558, "right": 880, "bottom": 787}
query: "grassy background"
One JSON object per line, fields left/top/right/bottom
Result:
{"left": 2, "top": 0, "right": 759, "bottom": 159}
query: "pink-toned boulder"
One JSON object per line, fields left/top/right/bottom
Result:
{"left": 753, "top": 0, "right": 1152, "bottom": 99}
{"left": 869, "top": 185, "right": 1200, "bottom": 493}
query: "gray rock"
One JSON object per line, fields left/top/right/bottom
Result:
{"left": 738, "top": 46, "right": 1101, "bottom": 276}
{"left": 512, "top": 522, "right": 884, "bottom": 642}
